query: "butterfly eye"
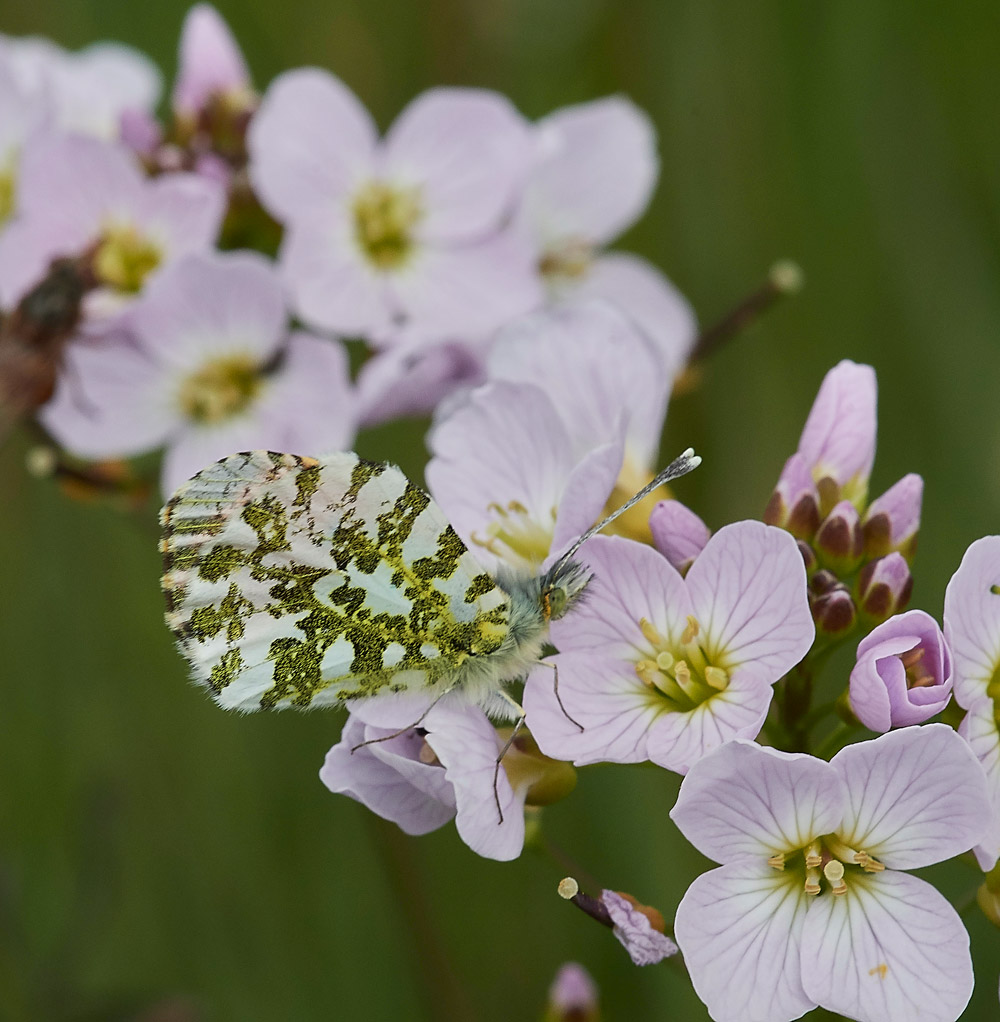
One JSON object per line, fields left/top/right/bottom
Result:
{"left": 546, "top": 587, "right": 569, "bottom": 620}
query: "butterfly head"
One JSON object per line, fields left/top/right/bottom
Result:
{"left": 539, "top": 557, "right": 591, "bottom": 622}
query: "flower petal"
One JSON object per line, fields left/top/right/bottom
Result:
{"left": 172, "top": 3, "right": 251, "bottom": 116}
{"left": 800, "top": 871, "right": 974, "bottom": 1022}
{"left": 674, "top": 861, "right": 814, "bottom": 1022}
{"left": 319, "top": 715, "right": 455, "bottom": 836}
{"left": 527, "top": 97, "right": 657, "bottom": 247}
{"left": 685, "top": 520, "right": 813, "bottom": 678}
{"left": 424, "top": 703, "right": 526, "bottom": 861}
{"left": 648, "top": 499, "right": 711, "bottom": 574}
{"left": 248, "top": 67, "right": 377, "bottom": 222}
{"left": 670, "top": 738, "right": 846, "bottom": 863}
{"left": 383, "top": 88, "right": 530, "bottom": 242}
{"left": 831, "top": 724, "right": 991, "bottom": 869}
{"left": 943, "top": 535, "right": 1000, "bottom": 709}
{"left": 601, "top": 890, "right": 677, "bottom": 965}
{"left": 958, "top": 698, "right": 1000, "bottom": 871}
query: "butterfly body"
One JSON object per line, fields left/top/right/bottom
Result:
{"left": 160, "top": 450, "right": 589, "bottom": 717}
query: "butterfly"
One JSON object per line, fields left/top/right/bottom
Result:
{"left": 159, "top": 447, "right": 700, "bottom": 723}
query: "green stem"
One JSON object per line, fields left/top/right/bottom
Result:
{"left": 813, "top": 721, "right": 857, "bottom": 760}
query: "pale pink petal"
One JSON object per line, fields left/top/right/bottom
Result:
{"left": 649, "top": 499, "right": 710, "bottom": 574}
{"left": 801, "top": 871, "right": 974, "bottom": 1022}
{"left": 645, "top": 669, "right": 775, "bottom": 774}
{"left": 528, "top": 97, "right": 656, "bottom": 246}
{"left": 675, "top": 862, "right": 814, "bottom": 1022}
{"left": 172, "top": 4, "right": 251, "bottom": 116}
{"left": 549, "top": 535, "right": 690, "bottom": 655}
{"left": 137, "top": 172, "right": 226, "bottom": 261}
{"left": 130, "top": 251, "right": 284, "bottom": 371}
{"left": 346, "top": 688, "right": 456, "bottom": 730}
{"left": 279, "top": 218, "right": 392, "bottom": 337}
{"left": 383, "top": 88, "right": 530, "bottom": 242}
{"left": 248, "top": 67, "right": 377, "bottom": 222}
{"left": 319, "top": 716, "right": 455, "bottom": 835}
{"left": 943, "top": 535, "right": 1000, "bottom": 709}
{"left": 563, "top": 252, "right": 696, "bottom": 378}
{"left": 389, "top": 231, "right": 542, "bottom": 337}
{"left": 424, "top": 703, "right": 525, "bottom": 861}
{"left": 0, "top": 215, "right": 77, "bottom": 306}
{"left": 601, "top": 890, "right": 677, "bottom": 965}
{"left": 548, "top": 963, "right": 597, "bottom": 1014}
{"left": 486, "top": 300, "right": 666, "bottom": 468}
{"left": 797, "top": 359, "right": 877, "bottom": 491}
{"left": 670, "top": 737, "right": 845, "bottom": 862}
{"left": 864, "top": 473, "right": 923, "bottom": 552}
{"left": 685, "top": 520, "right": 813, "bottom": 678}
{"left": 958, "top": 698, "right": 1000, "bottom": 871}
{"left": 523, "top": 652, "right": 662, "bottom": 765}
{"left": 39, "top": 336, "right": 178, "bottom": 458}
{"left": 831, "top": 724, "right": 992, "bottom": 869}
{"left": 548, "top": 439, "right": 624, "bottom": 556}
{"left": 256, "top": 331, "right": 356, "bottom": 455}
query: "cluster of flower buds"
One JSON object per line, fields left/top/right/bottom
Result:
{"left": 763, "top": 360, "right": 922, "bottom": 637}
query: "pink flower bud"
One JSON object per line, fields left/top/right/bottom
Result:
{"left": 764, "top": 453, "right": 820, "bottom": 538}
{"left": 863, "top": 473, "right": 923, "bottom": 560}
{"left": 857, "top": 552, "right": 913, "bottom": 622}
{"left": 814, "top": 499, "right": 863, "bottom": 574}
{"left": 810, "top": 573, "right": 856, "bottom": 636}
{"left": 546, "top": 963, "right": 599, "bottom": 1022}
{"left": 848, "top": 610, "right": 953, "bottom": 732}
{"left": 649, "top": 499, "right": 710, "bottom": 575}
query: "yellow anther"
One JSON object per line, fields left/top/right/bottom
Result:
{"left": 487, "top": 502, "right": 508, "bottom": 517}
{"left": 681, "top": 615, "right": 700, "bottom": 645}
{"left": 639, "top": 617, "right": 666, "bottom": 647}
{"left": 418, "top": 742, "right": 439, "bottom": 766}
{"left": 908, "top": 674, "right": 935, "bottom": 688}
{"left": 766, "top": 853, "right": 786, "bottom": 870}
{"left": 859, "top": 852, "right": 885, "bottom": 873}
{"left": 899, "top": 646, "right": 925, "bottom": 669}
{"left": 804, "top": 841, "right": 823, "bottom": 869}
{"left": 635, "top": 660, "right": 660, "bottom": 689}
{"left": 655, "top": 650, "right": 675, "bottom": 672}
{"left": 704, "top": 666, "right": 729, "bottom": 691}
{"left": 804, "top": 868, "right": 821, "bottom": 896}
{"left": 507, "top": 500, "right": 529, "bottom": 514}
{"left": 823, "top": 859, "right": 847, "bottom": 895}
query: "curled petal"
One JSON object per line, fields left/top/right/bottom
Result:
{"left": 671, "top": 738, "right": 845, "bottom": 863}
{"left": 674, "top": 862, "right": 814, "bottom": 1022}
{"left": 801, "top": 871, "right": 974, "bottom": 1022}
{"left": 648, "top": 499, "right": 710, "bottom": 574}
{"left": 601, "top": 890, "right": 677, "bottom": 965}
{"left": 831, "top": 724, "right": 991, "bottom": 869}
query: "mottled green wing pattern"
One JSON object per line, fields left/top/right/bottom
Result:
{"left": 160, "top": 451, "right": 512, "bottom": 711}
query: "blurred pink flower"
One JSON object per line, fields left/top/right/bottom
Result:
{"left": 848, "top": 609, "right": 952, "bottom": 732}
{"left": 943, "top": 535, "right": 1000, "bottom": 870}
{"left": 248, "top": 69, "right": 541, "bottom": 340}
{"left": 172, "top": 4, "right": 252, "bottom": 120}
{"left": 524, "top": 523, "right": 813, "bottom": 773}
{"left": 520, "top": 97, "right": 696, "bottom": 374}
{"left": 40, "top": 250, "right": 355, "bottom": 493}
{"left": 671, "top": 727, "right": 990, "bottom": 1022}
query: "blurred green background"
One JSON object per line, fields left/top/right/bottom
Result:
{"left": 2, "top": 0, "right": 1000, "bottom": 1019}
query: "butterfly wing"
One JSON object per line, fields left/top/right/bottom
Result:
{"left": 160, "top": 450, "right": 511, "bottom": 711}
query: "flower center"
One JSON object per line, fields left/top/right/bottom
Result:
{"left": 352, "top": 181, "right": 422, "bottom": 270}
{"left": 601, "top": 458, "right": 666, "bottom": 544}
{"left": 539, "top": 237, "right": 594, "bottom": 283}
{"left": 899, "top": 643, "right": 935, "bottom": 689}
{"left": 633, "top": 615, "right": 729, "bottom": 710}
{"left": 768, "top": 835, "right": 885, "bottom": 896}
{"left": 0, "top": 157, "right": 17, "bottom": 228}
{"left": 471, "top": 501, "right": 555, "bottom": 573}
{"left": 178, "top": 354, "right": 262, "bottom": 423}
{"left": 93, "top": 223, "right": 162, "bottom": 293}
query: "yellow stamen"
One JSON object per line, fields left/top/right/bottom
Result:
{"left": 639, "top": 617, "right": 666, "bottom": 648}
{"left": 804, "top": 867, "right": 821, "bottom": 896}
{"left": 767, "top": 853, "right": 786, "bottom": 870}
{"left": 704, "top": 666, "right": 730, "bottom": 691}
{"left": 823, "top": 859, "right": 847, "bottom": 895}
{"left": 681, "top": 615, "right": 700, "bottom": 645}
{"left": 804, "top": 841, "right": 823, "bottom": 869}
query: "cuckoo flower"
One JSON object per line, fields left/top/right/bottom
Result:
{"left": 40, "top": 250, "right": 355, "bottom": 494}
{"left": 671, "top": 727, "right": 990, "bottom": 1022}
{"left": 248, "top": 69, "right": 540, "bottom": 340}
{"left": 321, "top": 703, "right": 573, "bottom": 862}
{"left": 520, "top": 97, "right": 696, "bottom": 373}
{"left": 0, "top": 33, "right": 160, "bottom": 140}
{"left": 524, "top": 523, "right": 813, "bottom": 773}
{"left": 545, "top": 963, "right": 599, "bottom": 1022}
{"left": 0, "top": 133, "right": 223, "bottom": 313}
{"left": 426, "top": 380, "right": 624, "bottom": 576}
{"left": 943, "top": 535, "right": 1000, "bottom": 870}
{"left": 649, "top": 499, "right": 711, "bottom": 575}
{"left": 848, "top": 610, "right": 952, "bottom": 732}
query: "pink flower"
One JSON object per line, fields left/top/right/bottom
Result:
{"left": 671, "top": 727, "right": 991, "bottom": 1022}
{"left": 848, "top": 610, "right": 952, "bottom": 732}
{"left": 546, "top": 963, "right": 598, "bottom": 1021}
{"left": 943, "top": 535, "right": 1000, "bottom": 870}
{"left": 0, "top": 53, "right": 48, "bottom": 235}
{"left": 524, "top": 523, "right": 813, "bottom": 773}
{"left": 39, "top": 250, "right": 355, "bottom": 493}
{"left": 172, "top": 4, "right": 253, "bottom": 121}
{"left": 248, "top": 69, "right": 541, "bottom": 340}
{"left": 520, "top": 97, "right": 696, "bottom": 374}
{"left": 320, "top": 703, "right": 569, "bottom": 861}
{"left": 0, "top": 133, "right": 224, "bottom": 313}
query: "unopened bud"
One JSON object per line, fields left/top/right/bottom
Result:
{"left": 765, "top": 453, "right": 820, "bottom": 539}
{"left": 544, "top": 963, "right": 600, "bottom": 1022}
{"left": 863, "top": 473, "right": 923, "bottom": 561}
{"left": 814, "top": 499, "right": 864, "bottom": 574}
{"left": 811, "top": 585, "right": 856, "bottom": 637}
{"left": 797, "top": 539, "right": 817, "bottom": 574}
{"left": 857, "top": 553, "right": 913, "bottom": 623}
{"left": 498, "top": 730, "right": 577, "bottom": 807}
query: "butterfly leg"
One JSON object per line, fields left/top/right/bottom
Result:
{"left": 492, "top": 690, "right": 526, "bottom": 825}
{"left": 538, "top": 659, "right": 584, "bottom": 732}
{"left": 349, "top": 688, "right": 452, "bottom": 753}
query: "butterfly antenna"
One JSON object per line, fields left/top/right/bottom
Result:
{"left": 551, "top": 447, "right": 702, "bottom": 571}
